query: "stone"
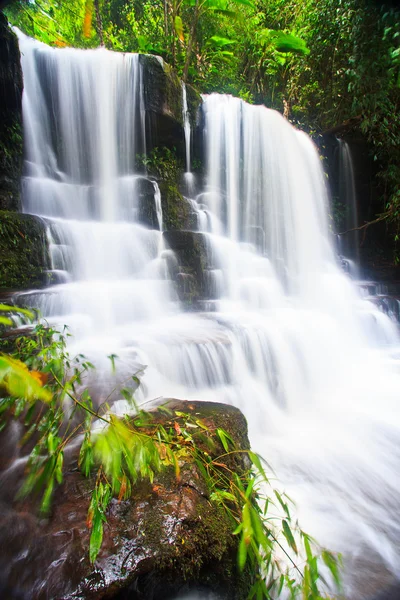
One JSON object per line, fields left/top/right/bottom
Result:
{"left": 140, "top": 55, "right": 202, "bottom": 164}
{"left": 0, "top": 400, "right": 252, "bottom": 600}
{"left": 163, "top": 231, "right": 213, "bottom": 306}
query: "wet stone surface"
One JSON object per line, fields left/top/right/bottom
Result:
{"left": 0, "top": 400, "right": 251, "bottom": 600}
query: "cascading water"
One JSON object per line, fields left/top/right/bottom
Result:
{"left": 337, "top": 139, "right": 360, "bottom": 274}
{"left": 14, "top": 31, "right": 400, "bottom": 598}
{"left": 182, "top": 82, "right": 195, "bottom": 197}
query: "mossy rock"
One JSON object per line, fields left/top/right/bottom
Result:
{"left": 0, "top": 14, "right": 23, "bottom": 211}
{"left": 0, "top": 400, "right": 253, "bottom": 599}
{"left": 0, "top": 210, "right": 50, "bottom": 290}
{"left": 159, "top": 181, "right": 195, "bottom": 232}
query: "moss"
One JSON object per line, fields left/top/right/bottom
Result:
{"left": 160, "top": 181, "right": 193, "bottom": 231}
{"left": 0, "top": 211, "right": 50, "bottom": 289}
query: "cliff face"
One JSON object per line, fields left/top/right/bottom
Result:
{"left": 0, "top": 12, "right": 23, "bottom": 211}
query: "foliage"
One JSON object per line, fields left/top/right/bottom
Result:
{"left": 5, "top": 1, "right": 400, "bottom": 256}
{"left": 136, "top": 146, "right": 183, "bottom": 183}
{"left": 0, "top": 305, "right": 341, "bottom": 597}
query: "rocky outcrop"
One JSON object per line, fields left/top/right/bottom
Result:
{"left": 0, "top": 211, "right": 50, "bottom": 289}
{"left": 140, "top": 55, "right": 202, "bottom": 160}
{"left": 0, "top": 400, "right": 252, "bottom": 600}
{"left": 0, "top": 13, "right": 23, "bottom": 211}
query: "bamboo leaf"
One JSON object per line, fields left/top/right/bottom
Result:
{"left": 322, "top": 550, "right": 341, "bottom": 588}
{"left": 282, "top": 519, "right": 298, "bottom": 554}
{"left": 238, "top": 531, "right": 248, "bottom": 570}
{"left": 89, "top": 511, "right": 104, "bottom": 564}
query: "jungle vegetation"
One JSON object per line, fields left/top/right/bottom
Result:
{"left": 5, "top": 0, "right": 400, "bottom": 259}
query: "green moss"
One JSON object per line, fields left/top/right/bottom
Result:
{"left": 0, "top": 211, "right": 50, "bottom": 289}
{"left": 160, "top": 182, "right": 192, "bottom": 231}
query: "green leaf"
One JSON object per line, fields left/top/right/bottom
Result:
{"left": 0, "top": 304, "right": 33, "bottom": 319}
{"left": 89, "top": 511, "right": 104, "bottom": 564}
{"left": 272, "top": 32, "right": 310, "bottom": 55}
{"left": 238, "top": 531, "right": 248, "bottom": 570}
{"left": 282, "top": 519, "right": 298, "bottom": 554}
{"left": 209, "top": 35, "right": 237, "bottom": 47}
{"left": 322, "top": 550, "right": 341, "bottom": 588}
{"left": 274, "top": 490, "right": 290, "bottom": 519}
{"left": 174, "top": 15, "right": 184, "bottom": 42}
{"left": 249, "top": 451, "right": 270, "bottom": 483}
{"left": 0, "top": 316, "right": 13, "bottom": 326}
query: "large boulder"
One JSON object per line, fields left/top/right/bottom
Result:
{"left": 0, "top": 400, "right": 252, "bottom": 600}
{"left": 0, "top": 13, "right": 23, "bottom": 211}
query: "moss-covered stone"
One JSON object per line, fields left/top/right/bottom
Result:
{"left": 0, "top": 400, "right": 253, "bottom": 600}
{"left": 159, "top": 181, "right": 194, "bottom": 231}
{"left": 0, "top": 210, "right": 50, "bottom": 289}
{"left": 0, "top": 13, "right": 23, "bottom": 211}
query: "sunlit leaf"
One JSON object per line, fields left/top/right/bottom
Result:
{"left": 209, "top": 35, "right": 237, "bottom": 47}
{"left": 0, "top": 354, "right": 52, "bottom": 402}
{"left": 272, "top": 31, "right": 310, "bottom": 55}
{"left": 174, "top": 15, "right": 184, "bottom": 42}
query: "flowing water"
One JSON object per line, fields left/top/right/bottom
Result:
{"left": 14, "top": 31, "right": 400, "bottom": 597}
{"left": 337, "top": 139, "right": 360, "bottom": 273}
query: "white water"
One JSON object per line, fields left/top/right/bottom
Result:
{"left": 16, "top": 31, "right": 400, "bottom": 597}
{"left": 182, "top": 82, "right": 195, "bottom": 197}
{"left": 337, "top": 139, "right": 360, "bottom": 271}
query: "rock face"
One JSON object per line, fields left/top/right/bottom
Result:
{"left": 0, "top": 211, "right": 50, "bottom": 289}
{"left": 0, "top": 400, "right": 252, "bottom": 600}
{"left": 141, "top": 55, "right": 201, "bottom": 160}
{"left": 0, "top": 13, "right": 23, "bottom": 211}
{"left": 163, "top": 231, "right": 218, "bottom": 307}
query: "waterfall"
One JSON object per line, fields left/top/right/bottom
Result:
{"left": 182, "top": 82, "right": 195, "bottom": 197}
{"left": 337, "top": 139, "right": 360, "bottom": 272}
{"left": 15, "top": 32, "right": 400, "bottom": 597}
{"left": 17, "top": 31, "right": 175, "bottom": 337}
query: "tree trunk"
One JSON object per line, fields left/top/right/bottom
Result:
{"left": 183, "top": 0, "right": 200, "bottom": 82}
{"left": 94, "top": 0, "right": 104, "bottom": 47}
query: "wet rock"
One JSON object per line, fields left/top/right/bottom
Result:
{"left": 140, "top": 55, "right": 202, "bottom": 161}
{"left": 0, "top": 211, "right": 50, "bottom": 289}
{"left": 0, "top": 13, "right": 23, "bottom": 211}
{"left": 160, "top": 182, "right": 196, "bottom": 231}
{"left": 163, "top": 231, "right": 214, "bottom": 306}
{"left": 135, "top": 177, "right": 160, "bottom": 229}
{"left": 0, "top": 400, "right": 252, "bottom": 600}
